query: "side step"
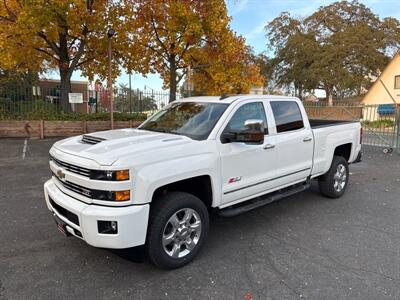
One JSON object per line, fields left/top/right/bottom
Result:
{"left": 218, "top": 182, "right": 310, "bottom": 217}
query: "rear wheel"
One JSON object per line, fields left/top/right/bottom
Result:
{"left": 146, "top": 191, "right": 209, "bottom": 269}
{"left": 318, "top": 155, "right": 349, "bottom": 198}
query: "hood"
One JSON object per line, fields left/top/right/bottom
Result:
{"left": 53, "top": 128, "right": 194, "bottom": 166}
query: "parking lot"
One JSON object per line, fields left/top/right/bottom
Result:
{"left": 1, "top": 138, "right": 400, "bottom": 300}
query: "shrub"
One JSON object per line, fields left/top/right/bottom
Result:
{"left": 0, "top": 99, "right": 148, "bottom": 121}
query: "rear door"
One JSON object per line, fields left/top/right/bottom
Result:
{"left": 269, "top": 100, "right": 313, "bottom": 186}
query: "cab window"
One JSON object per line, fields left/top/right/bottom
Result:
{"left": 270, "top": 101, "right": 304, "bottom": 133}
{"left": 224, "top": 102, "right": 268, "bottom": 134}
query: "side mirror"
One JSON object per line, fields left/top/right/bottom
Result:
{"left": 221, "top": 119, "right": 265, "bottom": 144}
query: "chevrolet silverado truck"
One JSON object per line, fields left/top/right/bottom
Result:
{"left": 44, "top": 95, "right": 362, "bottom": 269}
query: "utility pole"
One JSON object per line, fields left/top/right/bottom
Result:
{"left": 129, "top": 73, "right": 132, "bottom": 113}
{"left": 107, "top": 28, "right": 116, "bottom": 129}
{"left": 187, "top": 66, "right": 191, "bottom": 97}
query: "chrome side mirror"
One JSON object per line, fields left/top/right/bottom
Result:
{"left": 221, "top": 119, "right": 265, "bottom": 144}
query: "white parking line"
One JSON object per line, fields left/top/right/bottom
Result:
{"left": 22, "top": 139, "right": 28, "bottom": 160}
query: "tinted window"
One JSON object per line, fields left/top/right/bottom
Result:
{"left": 224, "top": 102, "right": 268, "bottom": 134}
{"left": 139, "top": 102, "right": 228, "bottom": 140}
{"left": 270, "top": 101, "right": 304, "bottom": 133}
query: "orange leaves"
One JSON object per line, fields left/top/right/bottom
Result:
{"left": 191, "top": 30, "right": 264, "bottom": 95}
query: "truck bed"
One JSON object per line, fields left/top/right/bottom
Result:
{"left": 310, "top": 119, "right": 358, "bottom": 129}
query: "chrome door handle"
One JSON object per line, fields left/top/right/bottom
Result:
{"left": 263, "top": 144, "right": 275, "bottom": 150}
{"left": 303, "top": 137, "right": 312, "bottom": 142}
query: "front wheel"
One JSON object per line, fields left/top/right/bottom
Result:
{"left": 318, "top": 155, "right": 349, "bottom": 198}
{"left": 146, "top": 192, "right": 209, "bottom": 269}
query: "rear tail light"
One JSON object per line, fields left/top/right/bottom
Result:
{"left": 360, "top": 127, "right": 363, "bottom": 144}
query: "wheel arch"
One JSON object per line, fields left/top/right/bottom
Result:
{"left": 151, "top": 175, "right": 214, "bottom": 210}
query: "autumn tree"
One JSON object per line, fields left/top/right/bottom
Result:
{"left": 0, "top": 0, "right": 120, "bottom": 106}
{"left": 189, "top": 32, "right": 264, "bottom": 95}
{"left": 121, "top": 0, "right": 261, "bottom": 101}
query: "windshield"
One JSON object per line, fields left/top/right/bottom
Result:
{"left": 138, "top": 102, "right": 229, "bottom": 140}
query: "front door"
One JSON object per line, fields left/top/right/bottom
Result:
{"left": 218, "top": 101, "right": 278, "bottom": 206}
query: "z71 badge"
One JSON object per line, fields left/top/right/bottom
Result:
{"left": 228, "top": 176, "right": 242, "bottom": 184}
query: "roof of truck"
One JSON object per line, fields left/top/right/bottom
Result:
{"left": 177, "top": 95, "right": 299, "bottom": 104}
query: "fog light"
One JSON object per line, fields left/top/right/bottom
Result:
{"left": 98, "top": 221, "right": 118, "bottom": 234}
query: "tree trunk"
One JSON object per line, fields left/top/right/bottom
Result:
{"left": 326, "top": 87, "right": 333, "bottom": 106}
{"left": 169, "top": 55, "right": 177, "bottom": 103}
{"left": 59, "top": 67, "right": 72, "bottom": 111}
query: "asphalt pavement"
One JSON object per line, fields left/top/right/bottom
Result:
{"left": 1, "top": 138, "right": 400, "bottom": 300}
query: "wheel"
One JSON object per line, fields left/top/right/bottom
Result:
{"left": 318, "top": 155, "right": 349, "bottom": 198}
{"left": 383, "top": 148, "right": 389, "bottom": 154}
{"left": 146, "top": 191, "right": 209, "bottom": 269}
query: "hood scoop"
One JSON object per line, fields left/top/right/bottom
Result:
{"left": 81, "top": 134, "right": 106, "bottom": 145}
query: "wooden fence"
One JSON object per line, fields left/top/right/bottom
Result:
{"left": 0, "top": 120, "right": 143, "bottom": 139}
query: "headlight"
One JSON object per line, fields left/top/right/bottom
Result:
{"left": 90, "top": 170, "right": 130, "bottom": 181}
{"left": 92, "top": 189, "right": 131, "bottom": 201}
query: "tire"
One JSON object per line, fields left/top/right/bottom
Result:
{"left": 146, "top": 191, "right": 209, "bottom": 269}
{"left": 318, "top": 155, "right": 349, "bottom": 198}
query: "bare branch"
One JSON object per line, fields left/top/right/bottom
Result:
{"left": 37, "top": 31, "right": 60, "bottom": 56}
{"left": 34, "top": 47, "right": 59, "bottom": 60}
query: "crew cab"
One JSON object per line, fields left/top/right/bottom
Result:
{"left": 44, "top": 95, "right": 362, "bottom": 269}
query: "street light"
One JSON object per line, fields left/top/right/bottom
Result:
{"left": 107, "top": 28, "right": 116, "bottom": 129}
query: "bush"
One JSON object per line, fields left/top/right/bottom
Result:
{"left": 363, "top": 119, "right": 395, "bottom": 128}
{"left": 0, "top": 99, "right": 148, "bottom": 121}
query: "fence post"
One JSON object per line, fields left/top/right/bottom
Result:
{"left": 40, "top": 120, "right": 44, "bottom": 139}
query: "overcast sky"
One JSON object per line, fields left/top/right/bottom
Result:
{"left": 65, "top": 0, "right": 400, "bottom": 91}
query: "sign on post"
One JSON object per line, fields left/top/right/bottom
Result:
{"left": 68, "top": 93, "right": 83, "bottom": 104}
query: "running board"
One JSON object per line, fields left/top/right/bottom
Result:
{"left": 218, "top": 182, "right": 310, "bottom": 217}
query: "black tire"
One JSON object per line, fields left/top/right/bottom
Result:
{"left": 318, "top": 155, "right": 349, "bottom": 198}
{"left": 146, "top": 191, "right": 209, "bottom": 269}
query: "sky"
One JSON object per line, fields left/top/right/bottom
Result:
{"left": 65, "top": 0, "right": 400, "bottom": 91}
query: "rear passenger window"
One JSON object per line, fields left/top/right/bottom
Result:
{"left": 270, "top": 101, "right": 304, "bottom": 133}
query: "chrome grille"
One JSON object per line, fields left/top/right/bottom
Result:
{"left": 53, "top": 174, "right": 92, "bottom": 198}
{"left": 81, "top": 134, "right": 105, "bottom": 144}
{"left": 50, "top": 155, "right": 91, "bottom": 177}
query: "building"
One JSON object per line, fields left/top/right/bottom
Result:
{"left": 249, "top": 86, "right": 264, "bottom": 95}
{"left": 35, "top": 79, "right": 89, "bottom": 103}
{"left": 362, "top": 53, "right": 400, "bottom": 105}
{"left": 35, "top": 79, "right": 89, "bottom": 113}
{"left": 361, "top": 53, "right": 400, "bottom": 121}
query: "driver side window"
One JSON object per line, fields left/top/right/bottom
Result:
{"left": 224, "top": 102, "right": 268, "bottom": 134}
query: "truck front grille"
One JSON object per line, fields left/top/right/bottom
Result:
{"left": 50, "top": 155, "right": 91, "bottom": 177}
{"left": 53, "top": 173, "right": 92, "bottom": 198}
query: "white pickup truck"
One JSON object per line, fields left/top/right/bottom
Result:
{"left": 44, "top": 95, "right": 362, "bottom": 269}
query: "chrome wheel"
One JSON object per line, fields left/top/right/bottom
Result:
{"left": 162, "top": 208, "right": 202, "bottom": 259}
{"left": 333, "top": 164, "right": 347, "bottom": 192}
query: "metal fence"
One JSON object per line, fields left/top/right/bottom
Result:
{"left": 0, "top": 84, "right": 179, "bottom": 119}
{"left": 304, "top": 102, "right": 400, "bottom": 154}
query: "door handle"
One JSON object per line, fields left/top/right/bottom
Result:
{"left": 303, "top": 137, "right": 312, "bottom": 142}
{"left": 263, "top": 144, "right": 275, "bottom": 150}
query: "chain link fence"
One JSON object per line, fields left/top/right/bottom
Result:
{"left": 304, "top": 102, "right": 400, "bottom": 153}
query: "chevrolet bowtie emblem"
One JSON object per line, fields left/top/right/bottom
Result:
{"left": 57, "top": 169, "right": 66, "bottom": 181}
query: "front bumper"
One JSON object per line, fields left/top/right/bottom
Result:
{"left": 44, "top": 179, "right": 149, "bottom": 249}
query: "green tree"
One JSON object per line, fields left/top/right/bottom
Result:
{"left": 265, "top": 1, "right": 400, "bottom": 104}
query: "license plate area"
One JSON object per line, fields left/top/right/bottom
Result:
{"left": 53, "top": 213, "right": 71, "bottom": 237}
